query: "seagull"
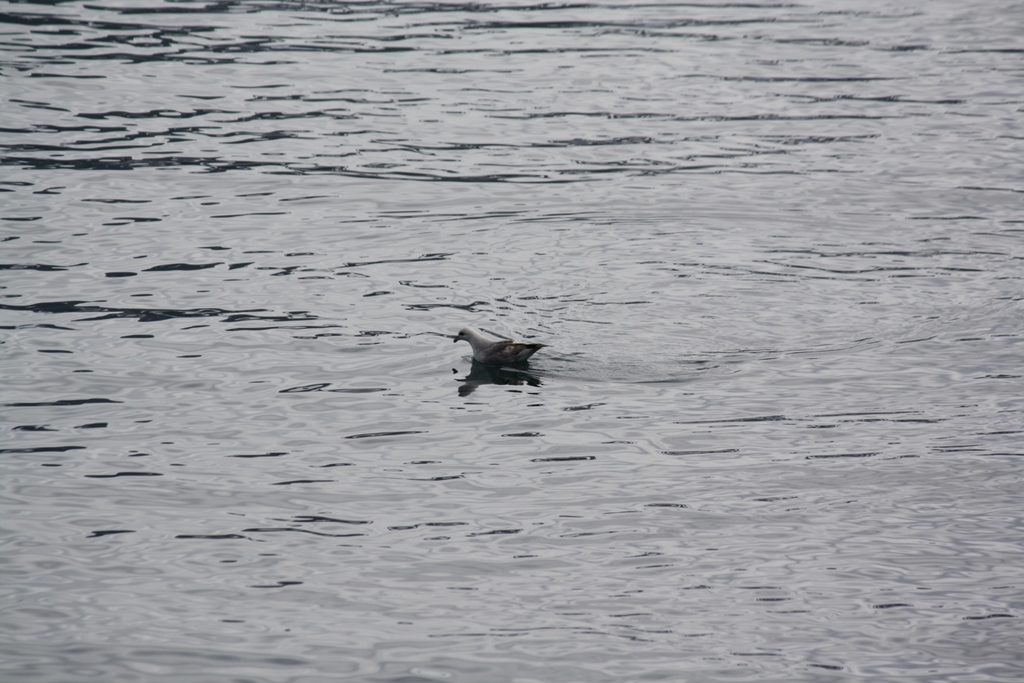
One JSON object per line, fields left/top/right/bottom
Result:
{"left": 453, "top": 327, "right": 546, "bottom": 365}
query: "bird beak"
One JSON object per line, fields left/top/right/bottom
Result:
{"left": 453, "top": 337, "right": 459, "bottom": 343}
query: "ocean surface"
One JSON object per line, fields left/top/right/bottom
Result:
{"left": 2, "top": 0, "right": 1022, "bottom": 681}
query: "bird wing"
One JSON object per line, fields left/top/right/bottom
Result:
{"left": 488, "top": 342, "right": 546, "bottom": 364}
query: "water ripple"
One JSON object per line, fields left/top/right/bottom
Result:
{"left": 2, "top": 0, "right": 1023, "bottom": 681}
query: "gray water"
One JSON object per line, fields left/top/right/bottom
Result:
{"left": 2, "top": 0, "right": 1023, "bottom": 681}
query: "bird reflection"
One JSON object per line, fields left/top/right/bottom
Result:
{"left": 456, "top": 360, "right": 542, "bottom": 397}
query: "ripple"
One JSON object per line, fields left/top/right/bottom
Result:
{"left": 2, "top": 1, "right": 1022, "bottom": 682}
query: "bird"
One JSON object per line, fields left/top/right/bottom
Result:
{"left": 453, "top": 327, "right": 546, "bottom": 365}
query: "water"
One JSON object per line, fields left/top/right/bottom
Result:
{"left": 2, "top": 1, "right": 1023, "bottom": 681}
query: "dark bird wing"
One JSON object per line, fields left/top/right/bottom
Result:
{"left": 481, "top": 341, "right": 546, "bottom": 365}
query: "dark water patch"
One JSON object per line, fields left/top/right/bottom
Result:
{"left": 959, "top": 185, "right": 1024, "bottom": 194}
{"left": 77, "top": 109, "right": 233, "bottom": 121}
{"left": 0, "top": 149, "right": 758, "bottom": 182}
{"left": 663, "top": 448, "right": 739, "bottom": 456}
{"left": 563, "top": 403, "right": 605, "bottom": 411}
{"left": 531, "top": 456, "right": 595, "bottom": 462}
{"left": 82, "top": 198, "right": 152, "bottom": 203}
{"left": 560, "top": 530, "right": 623, "bottom": 539}
{"left": 400, "top": 279, "right": 451, "bottom": 288}
{"left": 229, "top": 452, "right": 288, "bottom": 459}
{"left": 932, "top": 445, "right": 987, "bottom": 454}
{"left": 0, "top": 263, "right": 73, "bottom": 271}
{"left": 0, "top": 445, "right": 86, "bottom": 454}
{"left": 0, "top": 155, "right": 275, "bottom": 174}
{"left": 143, "top": 262, "right": 221, "bottom": 272}
{"left": 270, "top": 479, "right": 334, "bottom": 486}
{"left": 4, "top": 398, "right": 121, "bottom": 407}
{"left": 175, "top": 534, "right": 247, "bottom": 540}
{"left": 29, "top": 73, "right": 106, "bottom": 80}
{"left": 290, "top": 516, "right": 371, "bottom": 525}
{"left": 390, "top": 522, "right": 467, "bottom": 531}
{"left": 84, "top": 472, "right": 162, "bottom": 478}
{"left": 210, "top": 212, "right": 287, "bottom": 219}
{"left": 250, "top": 581, "right": 302, "bottom": 589}
{"left": 588, "top": 300, "right": 652, "bottom": 306}
{"left": 87, "top": 530, "right": 135, "bottom": 538}
{"left": 675, "top": 415, "right": 787, "bottom": 424}
{"left": 344, "top": 431, "right": 425, "bottom": 440}
{"left": 815, "top": 410, "right": 926, "bottom": 421}
{"left": 81, "top": 305, "right": 303, "bottom": 328}
{"left": 1, "top": 323, "right": 76, "bottom": 331}
{"left": 0, "top": 300, "right": 265, "bottom": 323}
{"left": 334, "top": 253, "right": 453, "bottom": 270}
{"left": 908, "top": 215, "right": 989, "bottom": 221}
{"left": 242, "top": 528, "right": 365, "bottom": 538}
